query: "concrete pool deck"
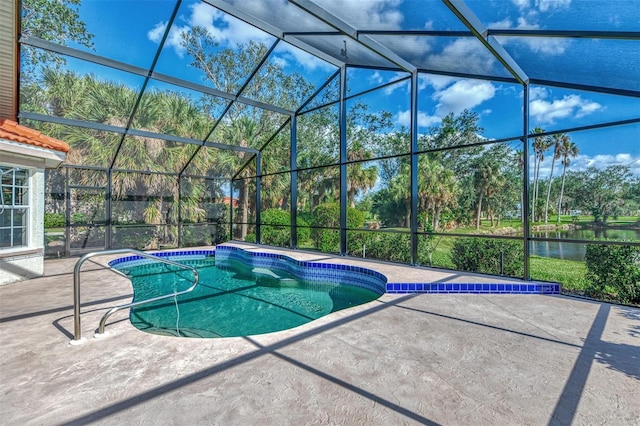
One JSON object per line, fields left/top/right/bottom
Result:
{"left": 1, "top": 243, "right": 639, "bottom": 425}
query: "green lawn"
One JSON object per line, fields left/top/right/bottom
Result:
{"left": 529, "top": 255, "right": 588, "bottom": 293}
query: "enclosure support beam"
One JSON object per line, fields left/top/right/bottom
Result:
{"left": 204, "top": 0, "right": 345, "bottom": 68}
{"left": 106, "top": 169, "right": 113, "bottom": 250}
{"left": 290, "top": 0, "right": 416, "bottom": 73}
{"left": 229, "top": 180, "right": 235, "bottom": 241}
{"left": 410, "top": 72, "right": 419, "bottom": 265}
{"left": 339, "top": 66, "right": 348, "bottom": 256}
{"left": 64, "top": 167, "right": 71, "bottom": 256}
{"left": 522, "top": 84, "right": 531, "bottom": 281}
{"left": 443, "top": 0, "right": 528, "bottom": 85}
{"left": 177, "top": 175, "right": 182, "bottom": 248}
{"left": 290, "top": 116, "right": 298, "bottom": 249}
{"left": 255, "top": 152, "right": 262, "bottom": 245}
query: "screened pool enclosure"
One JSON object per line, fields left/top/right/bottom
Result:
{"left": 5, "top": 0, "right": 639, "bottom": 283}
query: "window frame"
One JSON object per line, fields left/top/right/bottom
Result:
{"left": 1, "top": 166, "right": 30, "bottom": 250}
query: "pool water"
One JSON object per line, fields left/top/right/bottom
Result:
{"left": 121, "top": 258, "right": 381, "bottom": 338}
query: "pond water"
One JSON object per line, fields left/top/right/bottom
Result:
{"left": 530, "top": 227, "right": 640, "bottom": 261}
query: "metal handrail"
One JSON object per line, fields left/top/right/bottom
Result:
{"left": 72, "top": 248, "right": 199, "bottom": 343}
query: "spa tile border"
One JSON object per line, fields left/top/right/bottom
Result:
{"left": 108, "top": 246, "right": 560, "bottom": 295}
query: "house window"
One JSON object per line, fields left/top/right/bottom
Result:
{"left": 1, "top": 166, "right": 30, "bottom": 249}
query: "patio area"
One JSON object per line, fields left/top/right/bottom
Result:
{"left": 1, "top": 244, "right": 639, "bottom": 425}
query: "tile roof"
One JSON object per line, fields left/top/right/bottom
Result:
{"left": 0, "top": 119, "right": 70, "bottom": 153}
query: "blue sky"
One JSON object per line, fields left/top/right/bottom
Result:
{"left": 57, "top": 0, "right": 640, "bottom": 177}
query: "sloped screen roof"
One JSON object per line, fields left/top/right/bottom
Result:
{"left": 212, "top": 0, "right": 639, "bottom": 94}
{"left": 15, "top": 0, "right": 639, "bottom": 177}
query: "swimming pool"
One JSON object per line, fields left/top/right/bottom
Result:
{"left": 109, "top": 247, "right": 386, "bottom": 338}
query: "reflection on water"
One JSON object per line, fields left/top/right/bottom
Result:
{"left": 531, "top": 227, "right": 640, "bottom": 261}
{"left": 530, "top": 240, "right": 586, "bottom": 261}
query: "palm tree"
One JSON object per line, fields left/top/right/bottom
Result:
{"left": 544, "top": 133, "right": 567, "bottom": 223}
{"left": 226, "top": 117, "right": 257, "bottom": 240}
{"left": 389, "top": 164, "right": 412, "bottom": 228}
{"left": 474, "top": 149, "right": 506, "bottom": 229}
{"left": 531, "top": 127, "right": 551, "bottom": 222}
{"left": 417, "top": 156, "right": 459, "bottom": 231}
{"left": 512, "top": 148, "right": 524, "bottom": 219}
{"left": 347, "top": 164, "right": 378, "bottom": 208}
{"left": 556, "top": 138, "right": 579, "bottom": 222}
{"left": 36, "top": 71, "right": 223, "bottom": 246}
{"left": 431, "top": 167, "right": 458, "bottom": 231}
{"left": 346, "top": 142, "right": 378, "bottom": 208}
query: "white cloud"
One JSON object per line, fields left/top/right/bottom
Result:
{"left": 193, "top": 2, "right": 273, "bottom": 47}
{"left": 316, "top": 0, "right": 405, "bottom": 30}
{"left": 189, "top": 2, "right": 221, "bottom": 33}
{"left": 381, "top": 35, "right": 432, "bottom": 64}
{"left": 489, "top": 18, "right": 515, "bottom": 29}
{"left": 396, "top": 109, "right": 441, "bottom": 128}
{"left": 496, "top": 1, "right": 571, "bottom": 54}
{"left": 358, "top": 71, "right": 411, "bottom": 95}
{"left": 426, "top": 38, "right": 497, "bottom": 75}
{"left": 512, "top": 0, "right": 530, "bottom": 9}
{"left": 514, "top": 16, "right": 540, "bottom": 30}
{"left": 433, "top": 80, "right": 496, "bottom": 116}
{"left": 574, "top": 101, "right": 602, "bottom": 118}
{"left": 148, "top": 1, "right": 337, "bottom": 72}
{"left": 149, "top": 2, "right": 273, "bottom": 57}
{"left": 530, "top": 94, "right": 602, "bottom": 124}
{"left": 523, "top": 36, "right": 567, "bottom": 55}
{"left": 147, "top": 21, "right": 190, "bottom": 57}
{"left": 491, "top": 16, "right": 568, "bottom": 55}
{"left": 414, "top": 77, "right": 497, "bottom": 123}
{"left": 147, "top": 22, "right": 165, "bottom": 44}
{"left": 529, "top": 86, "right": 549, "bottom": 101}
{"left": 536, "top": 0, "right": 571, "bottom": 13}
{"left": 277, "top": 44, "right": 334, "bottom": 72}
{"left": 369, "top": 71, "right": 384, "bottom": 86}
{"left": 586, "top": 154, "right": 640, "bottom": 173}
{"left": 537, "top": 153, "right": 640, "bottom": 177}
{"left": 271, "top": 56, "right": 288, "bottom": 69}
{"left": 419, "top": 74, "right": 456, "bottom": 91}
{"left": 512, "top": 0, "right": 571, "bottom": 13}
{"left": 381, "top": 72, "right": 411, "bottom": 95}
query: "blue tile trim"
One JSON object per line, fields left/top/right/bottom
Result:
{"left": 108, "top": 245, "right": 560, "bottom": 296}
{"left": 108, "top": 249, "right": 216, "bottom": 269}
{"left": 384, "top": 281, "right": 560, "bottom": 294}
{"left": 214, "top": 245, "right": 387, "bottom": 295}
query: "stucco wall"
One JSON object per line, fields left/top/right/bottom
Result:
{"left": 0, "top": 167, "right": 45, "bottom": 285}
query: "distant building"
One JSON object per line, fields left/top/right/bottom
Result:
{"left": 221, "top": 196, "right": 238, "bottom": 207}
{"left": 0, "top": 119, "right": 69, "bottom": 285}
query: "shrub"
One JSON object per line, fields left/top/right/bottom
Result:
{"left": 181, "top": 223, "right": 225, "bottom": 247}
{"left": 112, "top": 226, "right": 155, "bottom": 249}
{"left": 451, "top": 237, "right": 523, "bottom": 277}
{"left": 585, "top": 244, "right": 640, "bottom": 304}
{"left": 44, "top": 213, "right": 65, "bottom": 228}
{"left": 348, "top": 231, "right": 411, "bottom": 263}
{"left": 260, "top": 209, "right": 290, "bottom": 247}
{"left": 259, "top": 208, "right": 309, "bottom": 247}
{"left": 210, "top": 218, "right": 229, "bottom": 245}
{"left": 311, "top": 203, "right": 365, "bottom": 252}
{"left": 295, "top": 218, "right": 311, "bottom": 245}
{"left": 71, "top": 212, "right": 88, "bottom": 224}
{"left": 311, "top": 203, "right": 341, "bottom": 252}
